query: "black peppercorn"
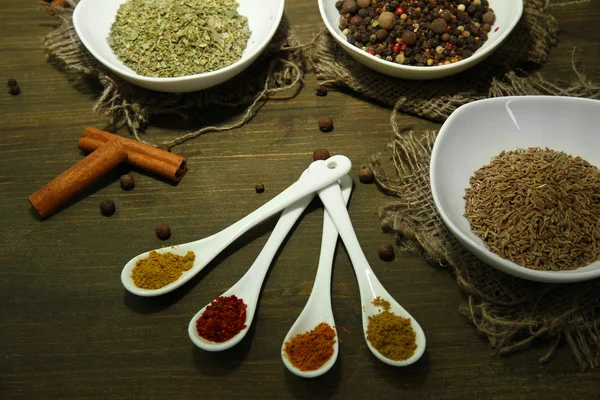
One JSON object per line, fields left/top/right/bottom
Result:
{"left": 99, "top": 200, "right": 116, "bottom": 217}
{"left": 255, "top": 183, "right": 265, "bottom": 193}
{"left": 318, "top": 116, "right": 334, "bottom": 133}
{"left": 376, "top": 28, "right": 389, "bottom": 41}
{"left": 156, "top": 223, "right": 171, "bottom": 240}
{"left": 378, "top": 241, "right": 395, "bottom": 261}
{"left": 313, "top": 148, "right": 331, "bottom": 161}
{"left": 120, "top": 174, "right": 135, "bottom": 191}
{"left": 402, "top": 30, "right": 417, "bottom": 45}
{"left": 358, "top": 164, "right": 375, "bottom": 183}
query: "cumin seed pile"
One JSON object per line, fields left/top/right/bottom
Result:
{"left": 465, "top": 147, "right": 600, "bottom": 271}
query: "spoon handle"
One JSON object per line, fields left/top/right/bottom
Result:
{"left": 212, "top": 156, "right": 352, "bottom": 250}
{"left": 307, "top": 176, "right": 354, "bottom": 308}
{"left": 317, "top": 182, "right": 378, "bottom": 300}
{"left": 233, "top": 193, "right": 315, "bottom": 305}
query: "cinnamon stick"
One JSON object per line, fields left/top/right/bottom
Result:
{"left": 78, "top": 127, "right": 187, "bottom": 182}
{"left": 28, "top": 139, "right": 128, "bottom": 219}
{"left": 46, "top": 0, "right": 69, "bottom": 15}
{"left": 49, "top": 0, "right": 69, "bottom": 7}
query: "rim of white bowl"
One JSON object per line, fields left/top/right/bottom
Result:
{"left": 73, "top": 0, "right": 285, "bottom": 83}
{"left": 430, "top": 96, "right": 600, "bottom": 283}
{"left": 317, "top": 0, "right": 524, "bottom": 72}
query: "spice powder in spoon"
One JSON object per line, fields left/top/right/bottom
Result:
{"left": 366, "top": 297, "right": 417, "bottom": 361}
{"left": 283, "top": 322, "right": 336, "bottom": 372}
{"left": 131, "top": 250, "right": 195, "bottom": 289}
{"left": 196, "top": 295, "right": 248, "bottom": 342}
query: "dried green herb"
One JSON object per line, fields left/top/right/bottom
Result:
{"left": 107, "top": 0, "right": 251, "bottom": 78}
{"left": 465, "top": 147, "right": 600, "bottom": 271}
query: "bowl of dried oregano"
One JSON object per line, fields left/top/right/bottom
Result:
{"left": 430, "top": 96, "right": 600, "bottom": 283}
{"left": 319, "top": 0, "right": 523, "bottom": 80}
{"left": 73, "top": 0, "right": 285, "bottom": 92}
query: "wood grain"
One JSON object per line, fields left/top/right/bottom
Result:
{"left": 1, "top": 1, "right": 600, "bottom": 399}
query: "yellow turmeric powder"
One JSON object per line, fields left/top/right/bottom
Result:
{"left": 131, "top": 250, "right": 195, "bottom": 289}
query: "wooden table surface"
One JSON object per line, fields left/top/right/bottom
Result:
{"left": 2, "top": 1, "right": 600, "bottom": 399}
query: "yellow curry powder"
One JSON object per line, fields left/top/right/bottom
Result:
{"left": 131, "top": 250, "right": 195, "bottom": 289}
{"left": 367, "top": 296, "right": 417, "bottom": 361}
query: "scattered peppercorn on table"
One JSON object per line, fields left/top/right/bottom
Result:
{"left": 2, "top": 0, "right": 600, "bottom": 399}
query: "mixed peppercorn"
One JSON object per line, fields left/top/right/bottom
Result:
{"left": 336, "top": 0, "right": 496, "bottom": 67}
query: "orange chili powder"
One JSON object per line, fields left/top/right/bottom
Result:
{"left": 283, "top": 322, "right": 336, "bottom": 372}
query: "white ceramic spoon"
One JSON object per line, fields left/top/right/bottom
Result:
{"left": 281, "top": 175, "right": 353, "bottom": 378}
{"left": 121, "top": 155, "right": 352, "bottom": 297}
{"left": 317, "top": 182, "right": 426, "bottom": 367}
{"left": 188, "top": 182, "right": 315, "bottom": 351}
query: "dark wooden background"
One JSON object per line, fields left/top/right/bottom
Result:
{"left": 2, "top": 1, "right": 600, "bottom": 399}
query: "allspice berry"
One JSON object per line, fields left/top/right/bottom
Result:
{"left": 378, "top": 242, "right": 395, "bottom": 262}
{"left": 357, "top": 0, "right": 370, "bottom": 8}
{"left": 8, "top": 85, "right": 20, "bottom": 95}
{"left": 431, "top": 18, "right": 448, "bottom": 35}
{"left": 315, "top": 85, "right": 328, "bottom": 97}
{"left": 482, "top": 11, "right": 496, "bottom": 25}
{"left": 440, "top": 9, "right": 452, "bottom": 22}
{"left": 350, "top": 15, "right": 364, "bottom": 26}
{"left": 255, "top": 183, "right": 265, "bottom": 193}
{"left": 378, "top": 11, "right": 396, "bottom": 31}
{"left": 157, "top": 144, "right": 171, "bottom": 152}
{"left": 156, "top": 223, "right": 171, "bottom": 240}
{"left": 358, "top": 164, "right": 375, "bottom": 183}
{"left": 313, "top": 148, "right": 331, "bottom": 161}
{"left": 318, "top": 116, "right": 334, "bottom": 133}
{"left": 120, "top": 174, "right": 135, "bottom": 191}
{"left": 340, "top": 0, "right": 358, "bottom": 14}
{"left": 8, "top": 78, "right": 20, "bottom": 96}
{"left": 99, "top": 200, "right": 116, "bottom": 217}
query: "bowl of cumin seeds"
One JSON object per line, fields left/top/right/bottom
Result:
{"left": 430, "top": 96, "right": 600, "bottom": 283}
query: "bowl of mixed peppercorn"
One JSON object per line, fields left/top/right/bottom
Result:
{"left": 319, "top": 0, "right": 523, "bottom": 79}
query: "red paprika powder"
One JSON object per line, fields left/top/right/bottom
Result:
{"left": 196, "top": 295, "right": 247, "bottom": 342}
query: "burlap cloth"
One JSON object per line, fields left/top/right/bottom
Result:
{"left": 310, "top": 0, "right": 600, "bottom": 368}
{"left": 42, "top": 0, "right": 305, "bottom": 148}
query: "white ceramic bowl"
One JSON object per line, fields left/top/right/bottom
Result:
{"left": 73, "top": 0, "right": 285, "bottom": 93}
{"left": 318, "top": 0, "right": 523, "bottom": 80}
{"left": 431, "top": 96, "right": 600, "bottom": 283}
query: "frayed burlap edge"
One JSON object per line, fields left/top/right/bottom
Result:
{"left": 41, "top": 0, "right": 307, "bottom": 149}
